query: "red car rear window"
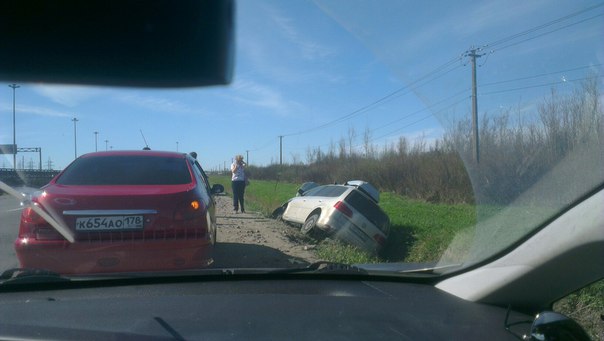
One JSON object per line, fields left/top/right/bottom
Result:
{"left": 56, "top": 155, "right": 191, "bottom": 185}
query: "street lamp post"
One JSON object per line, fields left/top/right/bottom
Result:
{"left": 94, "top": 131, "right": 99, "bottom": 152}
{"left": 72, "top": 117, "right": 79, "bottom": 159}
{"left": 9, "top": 84, "right": 20, "bottom": 170}
{"left": 105, "top": 140, "right": 109, "bottom": 151}
{"left": 176, "top": 141, "right": 179, "bottom": 152}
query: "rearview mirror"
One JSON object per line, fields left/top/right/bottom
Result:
{"left": 0, "top": 0, "right": 234, "bottom": 87}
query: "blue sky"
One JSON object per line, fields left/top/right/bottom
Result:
{"left": 1, "top": 0, "right": 602, "bottom": 171}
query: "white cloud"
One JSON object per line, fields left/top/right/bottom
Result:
{"left": 237, "top": 2, "right": 341, "bottom": 85}
{"left": 116, "top": 94, "right": 198, "bottom": 115}
{"left": 458, "top": 0, "right": 547, "bottom": 37}
{"left": 229, "top": 79, "right": 303, "bottom": 116}
{"left": 265, "top": 5, "right": 335, "bottom": 61}
{"left": 31, "top": 84, "right": 105, "bottom": 107}
{"left": 0, "top": 102, "right": 69, "bottom": 118}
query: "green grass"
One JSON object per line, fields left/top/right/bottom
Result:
{"left": 379, "top": 192, "right": 476, "bottom": 263}
{"left": 554, "top": 280, "right": 604, "bottom": 340}
{"left": 315, "top": 239, "right": 380, "bottom": 264}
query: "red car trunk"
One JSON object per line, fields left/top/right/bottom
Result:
{"left": 14, "top": 151, "right": 215, "bottom": 275}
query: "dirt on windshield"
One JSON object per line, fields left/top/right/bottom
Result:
{"left": 211, "top": 195, "right": 321, "bottom": 268}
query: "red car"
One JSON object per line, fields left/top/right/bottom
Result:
{"left": 14, "top": 150, "right": 224, "bottom": 275}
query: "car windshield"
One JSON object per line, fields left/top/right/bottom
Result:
{"left": 0, "top": 1, "right": 601, "bottom": 282}
{"left": 56, "top": 154, "right": 192, "bottom": 185}
{"left": 303, "top": 185, "right": 348, "bottom": 197}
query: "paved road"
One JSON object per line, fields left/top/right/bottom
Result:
{"left": 0, "top": 193, "right": 23, "bottom": 271}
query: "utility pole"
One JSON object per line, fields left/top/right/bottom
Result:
{"left": 72, "top": 117, "right": 79, "bottom": 159}
{"left": 94, "top": 131, "right": 99, "bottom": 152}
{"left": 279, "top": 136, "right": 283, "bottom": 165}
{"left": 9, "top": 84, "right": 20, "bottom": 170}
{"left": 246, "top": 150, "right": 249, "bottom": 165}
{"left": 466, "top": 47, "right": 484, "bottom": 164}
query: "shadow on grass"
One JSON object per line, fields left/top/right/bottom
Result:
{"left": 379, "top": 224, "right": 416, "bottom": 262}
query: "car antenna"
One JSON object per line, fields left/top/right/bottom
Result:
{"left": 140, "top": 130, "right": 151, "bottom": 150}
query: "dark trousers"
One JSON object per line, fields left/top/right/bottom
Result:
{"left": 232, "top": 180, "right": 246, "bottom": 212}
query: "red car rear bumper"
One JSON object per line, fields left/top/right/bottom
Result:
{"left": 14, "top": 238, "right": 213, "bottom": 275}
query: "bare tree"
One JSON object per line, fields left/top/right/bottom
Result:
{"left": 347, "top": 125, "right": 356, "bottom": 156}
{"left": 363, "top": 127, "right": 374, "bottom": 158}
{"left": 338, "top": 137, "right": 347, "bottom": 159}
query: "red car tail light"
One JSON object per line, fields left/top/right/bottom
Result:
{"left": 174, "top": 199, "right": 205, "bottom": 221}
{"left": 20, "top": 207, "right": 65, "bottom": 241}
{"left": 22, "top": 206, "right": 47, "bottom": 225}
{"left": 334, "top": 201, "right": 353, "bottom": 218}
{"left": 373, "top": 233, "right": 387, "bottom": 246}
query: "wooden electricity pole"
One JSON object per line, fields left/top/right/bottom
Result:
{"left": 467, "top": 48, "right": 483, "bottom": 164}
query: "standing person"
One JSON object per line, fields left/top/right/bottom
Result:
{"left": 231, "top": 155, "right": 246, "bottom": 213}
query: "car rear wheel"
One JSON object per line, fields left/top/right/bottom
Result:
{"left": 207, "top": 212, "right": 216, "bottom": 245}
{"left": 301, "top": 213, "right": 319, "bottom": 235}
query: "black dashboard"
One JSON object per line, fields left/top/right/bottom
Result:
{"left": 0, "top": 277, "right": 532, "bottom": 340}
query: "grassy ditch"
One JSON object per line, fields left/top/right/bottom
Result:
{"left": 210, "top": 175, "right": 475, "bottom": 263}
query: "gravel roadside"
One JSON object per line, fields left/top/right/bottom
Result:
{"left": 211, "top": 195, "right": 321, "bottom": 269}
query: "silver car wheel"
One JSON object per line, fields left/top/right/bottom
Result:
{"left": 207, "top": 212, "right": 216, "bottom": 245}
{"left": 301, "top": 213, "right": 319, "bottom": 235}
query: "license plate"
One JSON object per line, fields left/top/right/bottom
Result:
{"left": 75, "top": 216, "right": 144, "bottom": 231}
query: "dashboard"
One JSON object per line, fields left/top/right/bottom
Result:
{"left": 0, "top": 277, "right": 532, "bottom": 340}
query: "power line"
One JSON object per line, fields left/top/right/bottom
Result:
{"left": 480, "top": 75, "right": 603, "bottom": 96}
{"left": 282, "top": 56, "right": 463, "bottom": 137}
{"left": 492, "top": 13, "right": 603, "bottom": 53}
{"left": 480, "top": 64, "right": 603, "bottom": 87}
{"left": 369, "top": 96, "right": 469, "bottom": 143}
{"left": 370, "top": 88, "right": 470, "bottom": 133}
{"left": 290, "top": 93, "right": 470, "bottom": 153}
{"left": 249, "top": 137, "right": 275, "bottom": 152}
{"left": 485, "top": 3, "right": 604, "bottom": 49}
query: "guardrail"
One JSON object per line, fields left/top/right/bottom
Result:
{"left": 0, "top": 169, "right": 60, "bottom": 188}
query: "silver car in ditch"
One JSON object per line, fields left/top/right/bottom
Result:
{"left": 277, "top": 181, "right": 390, "bottom": 254}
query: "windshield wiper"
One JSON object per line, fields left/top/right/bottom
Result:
{"left": 351, "top": 262, "right": 464, "bottom": 275}
{"left": 0, "top": 268, "right": 70, "bottom": 286}
{"left": 269, "top": 261, "right": 368, "bottom": 275}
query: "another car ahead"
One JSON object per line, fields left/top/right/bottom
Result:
{"left": 280, "top": 181, "right": 390, "bottom": 254}
{"left": 14, "top": 150, "right": 224, "bottom": 275}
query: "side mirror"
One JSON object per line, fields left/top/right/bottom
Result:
{"left": 211, "top": 184, "right": 225, "bottom": 195}
{"left": 529, "top": 311, "right": 590, "bottom": 341}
